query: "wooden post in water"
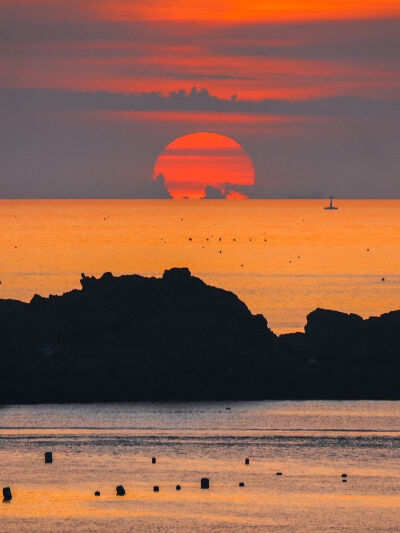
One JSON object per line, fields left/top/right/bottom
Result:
{"left": 3, "top": 487, "right": 12, "bottom": 502}
{"left": 201, "top": 478, "right": 209, "bottom": 489}
{"left": 44, "top": 451, "right": 53, "bottom": 464}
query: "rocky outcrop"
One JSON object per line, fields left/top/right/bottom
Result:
{"left": 0, "top": 268, "right": 277, "bottom": 403}
{"left": 279, "top": 307, "right": 400, "bottom": 398}
{"left": 0, "top": 269, "right": 399, "bottom": 402}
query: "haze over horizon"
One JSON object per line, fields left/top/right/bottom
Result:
{"left": 1, "top": 1, "right": 399, "bottom": 198}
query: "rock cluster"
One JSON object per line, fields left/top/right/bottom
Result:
{"left": 0, "top": 269, "right": 399, "bottom": 402}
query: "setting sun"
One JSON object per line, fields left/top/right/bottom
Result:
{"left": 153, "top": 132, "right": 255, "bottom": 199}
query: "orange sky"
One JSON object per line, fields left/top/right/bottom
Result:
{"left": 2, "top": 1, "right": 399, "bottom": 100}
{"left": 1, "top": 0, "right": 399, "bottom": 198}
{"left": 95, "top": 0, "right": 400, "bottom": 21}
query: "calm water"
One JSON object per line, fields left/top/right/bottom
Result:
{"left": 0, "top": 402, "right": 399, "bottom": 532}
{"left": 0, "top": 199, "right": 399, "bottom": 333}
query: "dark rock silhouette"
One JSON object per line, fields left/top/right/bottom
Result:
{"left": 0, "top": 269, "right": 399, "bottom": 402}
{"left": 0, "top": 268, "right": 275, "bottom": 403}
{"left": 279, "top": 307, "right": 400, "bottom": 398}
{"left": 201, "top": 185, "right": 226, "bottom": 199}
{"left": 3, "top": 487, "right": 12, "bottom": 502}
{"left": 116, "top": 485, "right": 125, "bottom": 496}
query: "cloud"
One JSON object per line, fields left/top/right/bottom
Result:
{"left": 209, "top": 18, "right": 400, "bottom": 64}
{"left": 201, "top": 185, "right": 226, "bottom": 199}
{"left": 1, "top": 4, "right": 398, "bottom": 101}
{"left": 226, "top": 184, "right": 269, "bottom": 199}
{"left": 3, "top": 87, "right": 399, "bottom": 118}
{"left": 131, "top": 174, "right": 172, "bottom": 199}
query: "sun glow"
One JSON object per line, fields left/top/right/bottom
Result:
{"left": 153, "top": 132, "right": 255, "bottom": 199}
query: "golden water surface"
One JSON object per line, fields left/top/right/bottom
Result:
{"left": 0, "top": 199, "right": 399, "bottom": 333}
{"left": 1, "top": 401, "right": 400, "bottom": 532}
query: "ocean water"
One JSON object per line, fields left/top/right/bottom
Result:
{"left": 0, "top": 401, "right": 399, "bottom": 532}
{"left": 0, "top": 199, "right": 399, "bottom": 334}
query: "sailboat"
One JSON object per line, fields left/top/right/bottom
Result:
{"left": 324, "top": 195, "right": 338, "bottom": 210}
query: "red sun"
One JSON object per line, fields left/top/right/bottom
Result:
{"left": 153, "top": 132, "right": 255, "bottom": 199}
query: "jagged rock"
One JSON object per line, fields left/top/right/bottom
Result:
{"left": 0, "top": 269, "right": 399, "bottom": 402}
{"left": 3, "top": 487, "right": 12, "bottom": 502}
{"left": 0, "top": 268, "right": 276, "bottom": 403}
{"left": 116, "top": 485, "right": 125, "bottom": 496}
{"left": 305, "top": 308, "right": 363, "bottom": 337}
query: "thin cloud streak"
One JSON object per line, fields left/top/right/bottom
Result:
{"left": 2, "top": 87, "right": 399, "bottom": 118}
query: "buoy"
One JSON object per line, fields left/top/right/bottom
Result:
{"left": 3, "top": 487, "right": 12, "bottom": 502}
{"left": 94, "top": 491, "right": 100, "bottom": 496}
{"left": 152, "top": 457, "right": 156, "bottom": 464}
{"left": 116, "top": 485, "right": 125, "bottom": 496}
{"left": 153, "top": 486, "right": 159, "bottom": 492}
{"left": 245, "top": 458, "right": 250, "bottom": 465}
{"left": 44, "top": 451, "right": 53, "bottom": 464}
{"left": 201, "top": 478, "right": 209, "bottom": 489}
{"left": 176, "top": 485, "right": 181, "bottom": 491}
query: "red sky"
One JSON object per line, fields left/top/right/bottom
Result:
{"left": 1, "top": 0, "right": 399, "bottom": 198}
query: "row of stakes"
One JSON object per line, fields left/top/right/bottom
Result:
{"left": 2, "top": 453, "right": 349, "bottom": 502}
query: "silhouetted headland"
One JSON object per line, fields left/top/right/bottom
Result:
{"left": 0, "top": 268, "right": 398, "bottom": 403}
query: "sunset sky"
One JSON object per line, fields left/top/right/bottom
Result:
{"left": 1, "top": 0, "right": 399, "bottom": 198}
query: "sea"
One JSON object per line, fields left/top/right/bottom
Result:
{"left": 0, "top": 199, "right": 399, "bottom": 334}
{"left": 1, "top": 401, "right": 399, "bottom": 532}
{"left": 1, "top": 200, "right": 400, "bottom": 530}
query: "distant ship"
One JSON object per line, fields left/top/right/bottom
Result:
{"left": 324, "top": 196, "right": 338, "bottom": 210}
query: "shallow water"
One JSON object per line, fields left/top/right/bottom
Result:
{"left": 1, "top": 401, "right": 399, "bottom": 532}
{"left": 0, "top": 199, "right": 399, "bottom": 333}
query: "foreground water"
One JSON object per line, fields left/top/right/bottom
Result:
{"left": 0, "top": 199, "right": 399, "bottom": 333}
{"left": 0, "top": 402, "right": 399, "bottom": 532}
